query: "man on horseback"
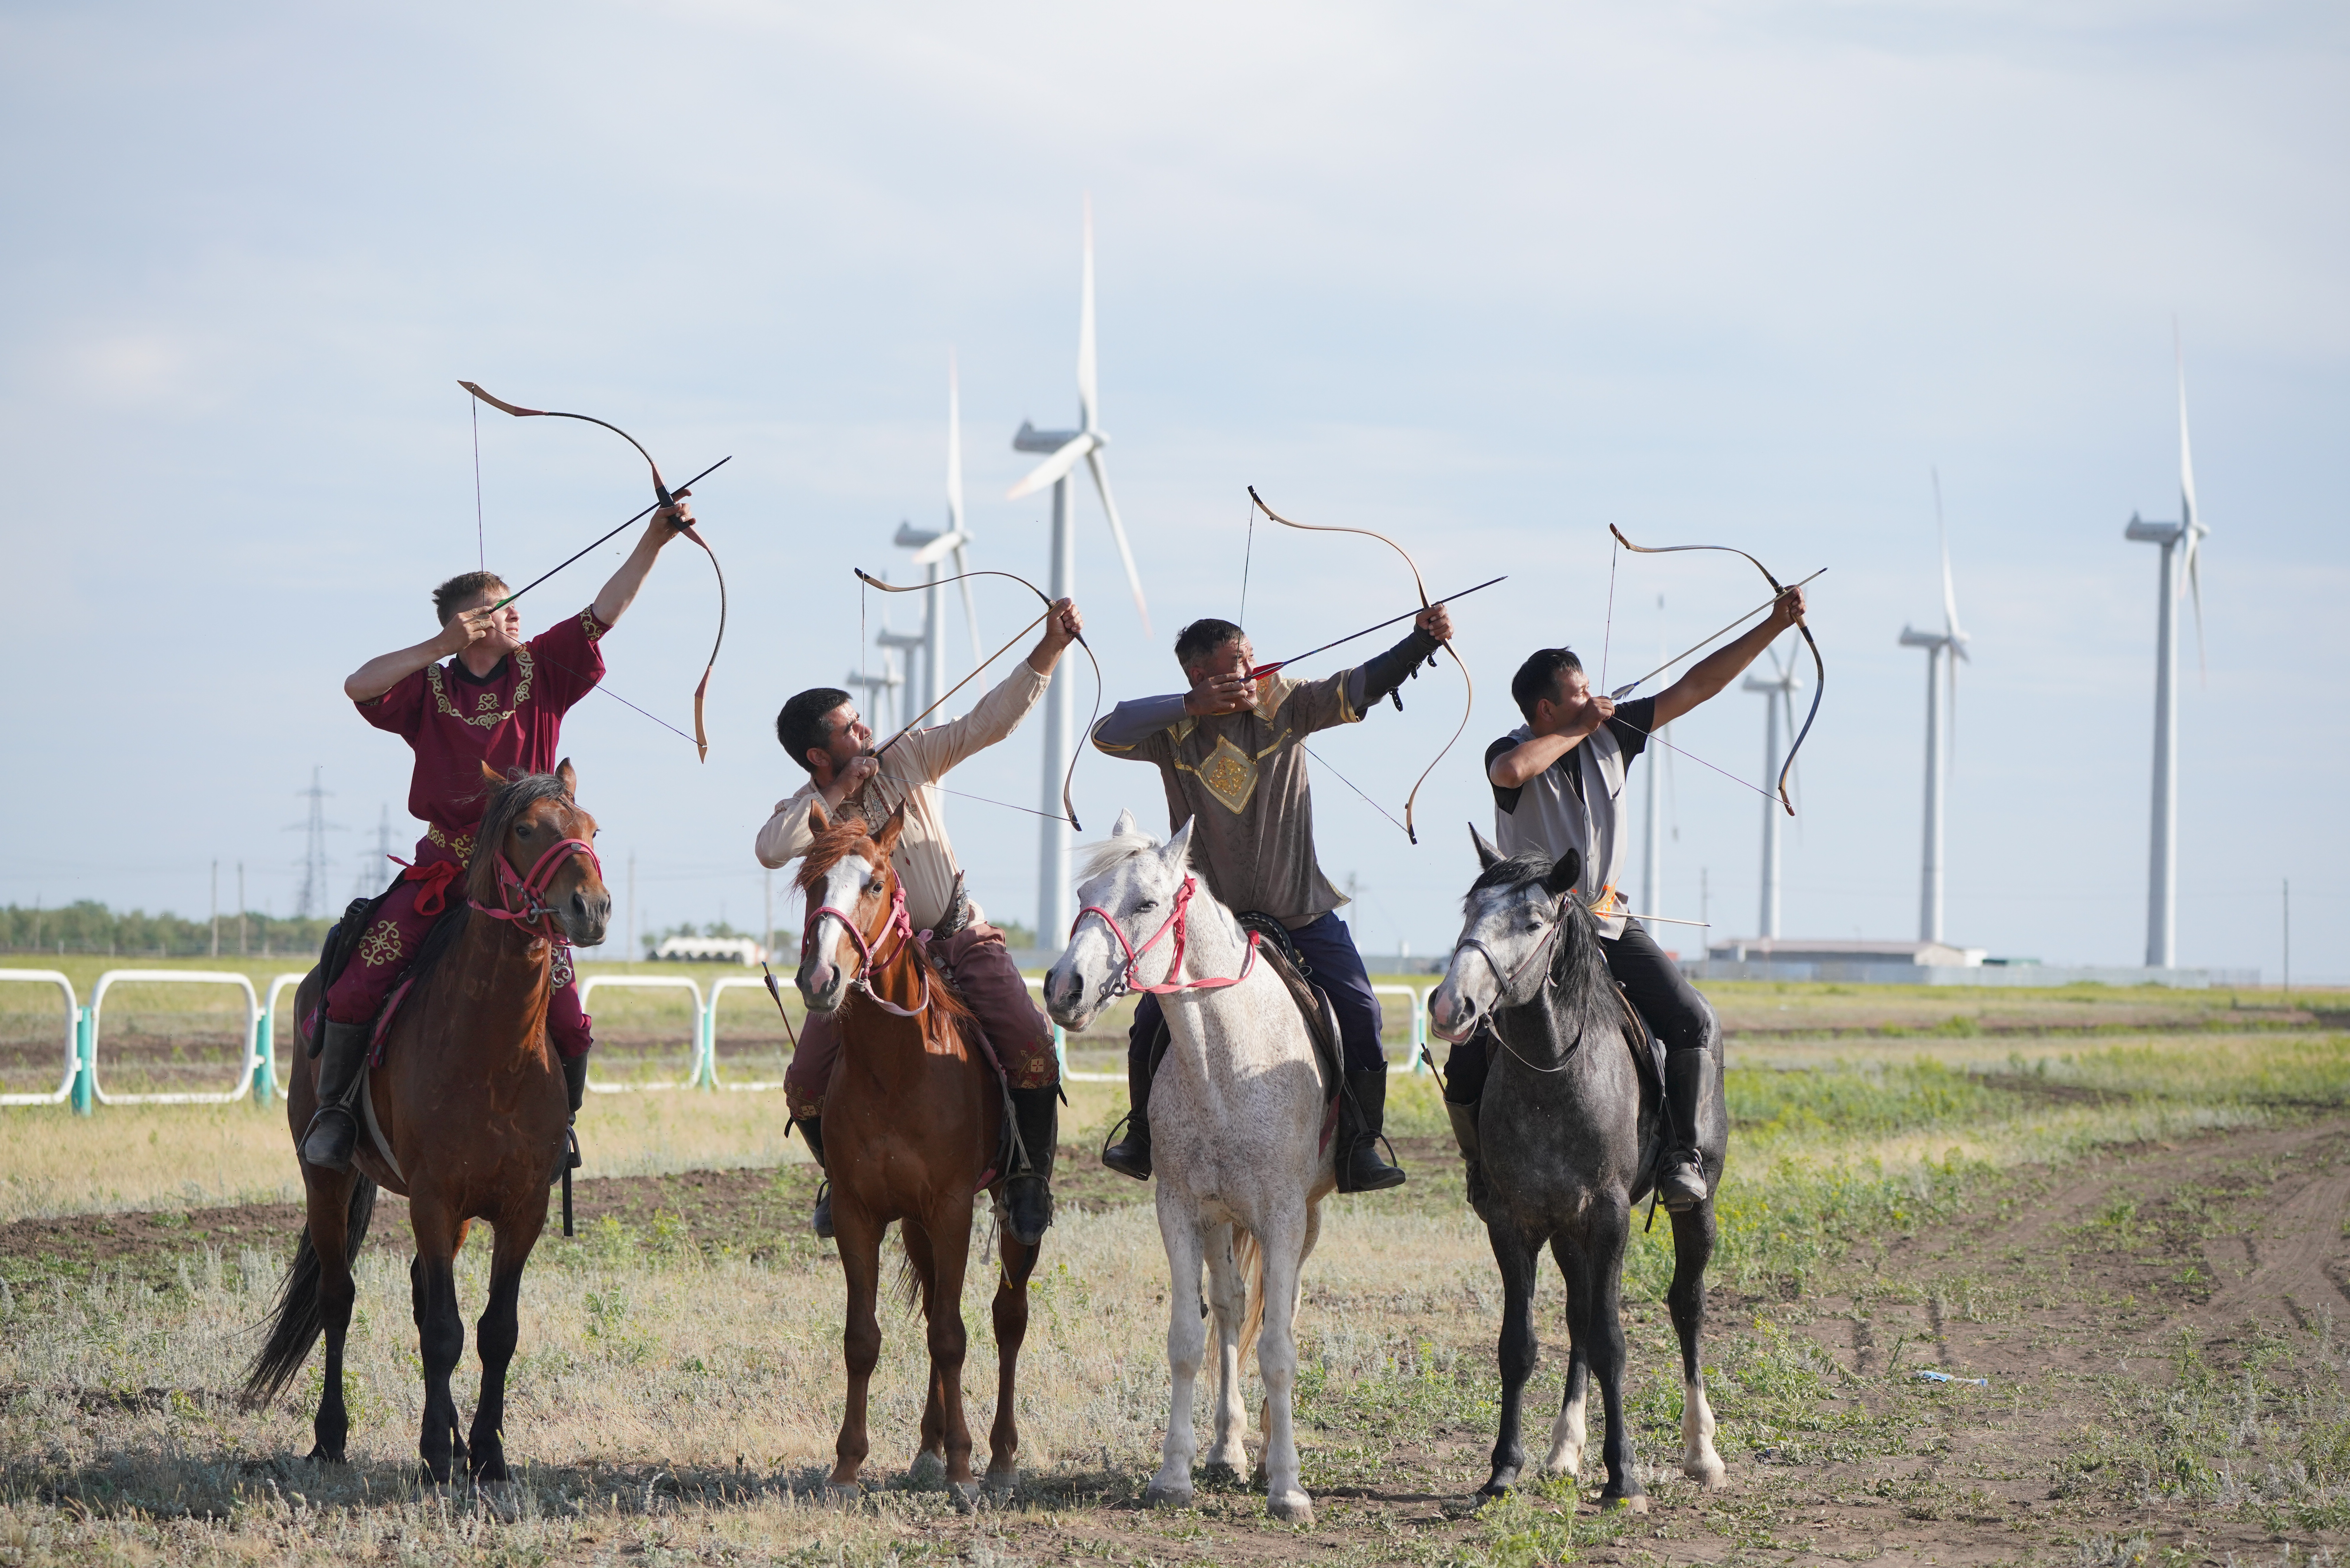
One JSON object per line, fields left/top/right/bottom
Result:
{"left": 1451, "top": 582, "right": 1808, "bottom": 1213}
{"left": 1091, "top": 605, "right": 1455, "bottom": 1193}
{"left": 303, "top": 501, "right": 698, "bottom": 1171}
{"left": 756, "top": 597, "right": 1085, "bottom": 1248}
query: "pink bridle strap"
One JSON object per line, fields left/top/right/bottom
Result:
{"left": 1071, "top": 875, "right": 1261, "bottom": 996}
{"left": 804, "top": 878, "right": 928, "bottom": 1016}
{"left": 470, "top": 836, "right": 601, "bottom": 940}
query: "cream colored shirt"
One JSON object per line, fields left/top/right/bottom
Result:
{"left": 755, "top": 664, "right": 1052, "bottom": 933}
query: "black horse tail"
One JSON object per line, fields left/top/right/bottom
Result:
{"left": 240, "top": 1177, "right": 379, "bottom": 1408}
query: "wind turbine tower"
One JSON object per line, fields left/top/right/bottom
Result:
{"left": 887, "top": 353, "right": 982, "bottom": 724}
{"left": 2123, "top": 333, "right": 2209, "bottom": 968}
{"left": 1008, "top": 199, "right": 1151, "bottom": 940}
{"left": 1742, "top": 647, "right": 1802, "bottom": 939}
{"left": 1898, "top": 472, "right": 1971, "bottom": 943}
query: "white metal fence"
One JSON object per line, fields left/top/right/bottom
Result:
{"left": 0, "top": 966, "right": 1440, "bottom": 1112}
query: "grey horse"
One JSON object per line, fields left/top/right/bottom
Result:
{"left": 1426, "top": 829, "right": 1730, "bottom": 1510}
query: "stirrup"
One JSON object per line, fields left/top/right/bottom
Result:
{"left": 300, "top": 1105, "right": 359, "bottom": 1171}
{"left": 1658, "top": 1152, "right": 1708, "bottom": 1214}
{"left": 1100, "top": 1112, "right": 1151, "bottom": 1182}
{"left": 811, "top": 1178, "right": 834, "bottom": 1241}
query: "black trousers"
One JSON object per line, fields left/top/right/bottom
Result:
{"left": 1441, "top": 918, "right": 1708, "bottom": 1103}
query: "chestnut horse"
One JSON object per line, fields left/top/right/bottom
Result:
{"left": 795, "top": 802, "right": 1040, "bottom": 1506}
{"left": 243, "top": 761, "right": 610, "bottom": 1482}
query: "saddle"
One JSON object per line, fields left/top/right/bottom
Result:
{"left": 305, "top": 878, "right": 466, "bottom": 1058}
{"left": 1142, "top": 909, "right": 1346, "bottom": 1147}
{"left": 912, "top": 872, "right": 1036, "bottom": 1193}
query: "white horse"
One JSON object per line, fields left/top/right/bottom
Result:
{"left": 1043, "top": 811, "right": 1334, "bottom": 1524}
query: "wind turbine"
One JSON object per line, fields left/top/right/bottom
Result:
{"left": 1010, "top": 198, "right": 1150, "bottom": 941}
{"left": 1898, "top": 470, "right": 1971, "bottom": 943}
{"left": 889, "top": 352, "right": 982, "bottom": 722}
{"left": 1742, "top": 644, "right": 1803, "bottom": 940}
{"left": 2123, "top": 328, "right": 2209, "bottom": 968}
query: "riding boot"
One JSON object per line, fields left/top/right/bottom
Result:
{"left": 298, "top": 1019, "right": 371, "bottom": 1171}
{"left": 1101, "top": 1026, "right": 1156, "bottom": 1182}
{"left": 1003, "top": 1086, "right": 1059, "bottom": 1246}
{"left": 562, "top": 1051, "right": 589, "bottom": 1117}
{"left": 1337, "top": 1069, "right": 1407, "bottom": 1193}
{"left": 793, "top": 1116, "right": 834, "bottom": 1240}
{"left": 1658, "top": 1049, "right": 1710, "bottom": 1213}
{"left": 1445, "top": 1098, "right": 1488, "bottom": 1211}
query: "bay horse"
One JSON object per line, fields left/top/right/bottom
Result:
{"left": 794, "top": 801, "right": 1039, "bottom": 1506}
{"left": 1042, "top": 810, "right": 1333, "bottom": 1525}
{"left": 243, "top": 760, "right": 609, "bottom": 1482}
{"left": 1425, "top": 831, "right": 1728, "bottom": 1510}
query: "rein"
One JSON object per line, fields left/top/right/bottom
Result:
{"left": 470, "top": 836, "right": 601, "bottom": 942}
{"left": 805, "top": 876, "right": 929, "bottom": 1018}
{"left": 1071, "top": 875, "right": 1261, "bottom": 999}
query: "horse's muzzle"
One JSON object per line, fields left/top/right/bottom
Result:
{"left": 797, "top": 958, "right": 847, "bottom": 1016}
{"left": 1041, "top": 963, "right": 1099, "bottom": 1033}
{"left": 1427, "top": 980, "right": 1479, "bottom": 1044}
{"left": 561, "top": 889, "right": 612, "bottom": 950}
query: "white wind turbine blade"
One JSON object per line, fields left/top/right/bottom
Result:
{"left": 1934, "top": 467, "right": 1966, "bottom": 645}
{"left": 1077, "top": 194, "right": 1098, "bottom": 434}
{"left": 954, "top": 540, "right": 982, "bottom": 664}
{"left": 1084, "top": 446, "right": 1151, "bottom": 636}
{"left": 2177, "top": 325, "right": 2208, "bottom": 680}
{"left": 1005, "top": 431, "right": 1097, "bottom": 499}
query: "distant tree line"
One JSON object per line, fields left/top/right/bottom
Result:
{"left": 1, "top": 901, "right": 335, "bottom": 959}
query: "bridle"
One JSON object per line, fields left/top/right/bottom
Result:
{"left": 804, "top": 866, "right": 929, "bottom": 1018}
{"left": 1446, "top": 889, "right": 1582, "bottom": 1073}
{"left": 470, "top": 833, "right": 602, "bottom": 943}
{"left": 1070, "top": 874, "right": 1260, "bottom": 1001}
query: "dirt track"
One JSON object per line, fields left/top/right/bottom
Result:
{"left": 6, "top": 1124, "right": 2347, "bottom": 1562}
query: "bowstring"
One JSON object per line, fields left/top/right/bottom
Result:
{"left": 471, "top": 399, "right": 486, "bottom": 571}
{"left": 1239, "top": 492, "right": 1256, "bottom": 626}
{"left": 1301, "top": 741, "right": 1411, "bottom": 838}
{"left": 1599, "top": 531, "right": 1619, "bottom": 692}
{"left": 1608, "top": 711, "right": 1780, "bottom": 808}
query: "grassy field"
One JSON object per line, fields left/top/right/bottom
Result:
{"left": 0, "top": 975, "right": 2346, "bottom": 1564}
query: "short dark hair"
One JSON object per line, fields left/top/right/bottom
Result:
{"left": 433, "top": 571, "right": 510, "bottom": 625}
{"left": 1510, "top": 648, "right": 1584, "bottom": 723}
{"left": 1175, "top": 617, "right": 1245, "bottom": 670}
{"left": 776, "top": 687, "right": 853, "bottom": 773}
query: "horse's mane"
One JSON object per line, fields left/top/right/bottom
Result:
{"left": 464, "top": 771, "right": 579, "bottom": 908}
{"left": 1076, "top": 826, "right": 1172, "bottom": 882}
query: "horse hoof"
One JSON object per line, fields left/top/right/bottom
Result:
{"left": 470, "top": 1455, "right": 509, "bottom": 1484}
{"left": 907, "top": 1451, "right": 947, "bottom": 1487}
{"left": 1685, "top": 1456, "right": 1727, "bottom": 1489}
{"left": 984, "top": 1469, "right": 1017, "bottom": 1505}
{"left": 822, "top": 1482, "right": 862, "bottom": 1505}
{"left": 1198, "top": 1460, "right": 1242, "bottom": 1488}
{"left": 1268, "top": 1492, "right": 1314, "bottom": 1525}
{"left": 305, "top": 1444, "right": 346, "bottom": 1466}
{"left": 1142, "top": 1483, "right": 1193, "bottom": 1510}
{"left": 949, "top": 1482, "right": 981, "bottom": 1514}
{"left": 1600, "top": 1492, "right": 1649, "bottom": 1514}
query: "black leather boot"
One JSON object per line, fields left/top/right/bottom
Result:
{"left": 1658, "top": 1049, "right": 1710, "bottom": 1213}
{"left": 1003, "top": 1086, "right": 1059, "bottom": 1246}
{"left": 562, "top": 1051, "right": 589, "bottom": 1117}
{"left": 1336, "top": 1069, "right": 1407, "bottom": 1192}
{"left": 792, "top": 1116, "right": 833, "bottom": 1239}
{"left": 1445, "top": 1098, "right": 1487, "bottom": 1211}
{"left": 1101, "top": 1026, "right": 1156, "bottom": 1181}
{"left": 299, "top": 1019, "right": 371, "bottom": 1171}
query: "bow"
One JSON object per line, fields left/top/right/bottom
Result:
{"left": 1247, "top": 486, "right": 1470, "bottom": 845}
{"left": 850, "top": 566, "right": 1103, "bottom": 831}
{"left": 1607, "top": 524, "right": 1822, "bottom": 816}
{"left": 461, "top": 382, "right": 728, "bottom": 761}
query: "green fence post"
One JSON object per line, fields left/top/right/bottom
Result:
{"left": 71, "top": 1005, "right": 94, "bottom": 1115}
{"left": 698, "top": 1001, "right": 717, "bottom": 1090}
{"left": 1054, "top": 1023, "right": 1067, "bottom": 1076}
{"left": 252, "top": 1007, "right": 276, "bottom": 1106}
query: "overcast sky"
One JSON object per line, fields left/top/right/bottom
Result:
{"left": 3, "top": 1, "right": 2343, "bottom": 978}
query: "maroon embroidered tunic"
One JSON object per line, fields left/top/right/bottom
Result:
{"left": 356, "top": 607, "right": 608, "bottom": 858}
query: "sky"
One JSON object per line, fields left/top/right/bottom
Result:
{"left": 1, "top": 0, "right": 2343, "bottom": 978}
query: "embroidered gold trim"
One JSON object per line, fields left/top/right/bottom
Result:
{"left": 1194, "top": 737, "right": 1259, "bottom": 815}
{"left": 427, "top": 647, "right": 536, "bottom": 729}
{"left": 425, "top": 823, "right": 477, "bottom": 862}
{"left": 356, "top": 918, "right": 404, "bottom": 969}
{"left": 580, "top": 608, "right": 607, "bottom": 644}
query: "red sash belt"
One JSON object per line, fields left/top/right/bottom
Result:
{"left": 389, "top": 855, "right": 462, "bottom": 917}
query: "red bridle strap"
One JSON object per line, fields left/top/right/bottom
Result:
{"left": 1071, "top": 875, "right": 1261, "bottom": 996}
{"left": 471, "top": 836, "right": 602, "bottom": 941}
{"left": 804, "top": 876, "right": 928, "bottom": 1016}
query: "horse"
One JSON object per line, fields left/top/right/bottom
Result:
{"left": 794, "top": 801, "right": 1040, "bottom": 1507}
{"left": 1042, "top": 810, "right": 1333, "bottom": 1525}
{"left": 1424, "top": 831, "right": 1729, "bottom": 1509}
{"left": 243, "top": 760, "right": 610, "bottom": 1482}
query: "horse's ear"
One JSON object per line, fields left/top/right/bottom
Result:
{"left": 479, "top": 761, "right": 505, "bottom": 789}
{"left": 1112, "top": 806, "right": 1139, "bottom": 839}
{"left": 1468, "top": 822, "right": 1503, "bottom": 871}
{"left": 555, "top": 757, "right": 577, "bottom": 801}
{"left": 873, "top": 801, "right": 909, "bottom": 855}
{"left": 1543, "top": 847, "right": 1582, "bottom": 896}
{"left": 1162, "top": 815, "right": 1196, "bottom": 872}
{"left": 808, "top": 798, "right": 830, "bottom": 835}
